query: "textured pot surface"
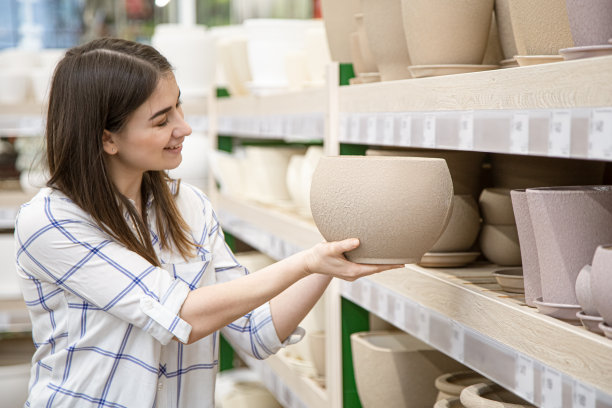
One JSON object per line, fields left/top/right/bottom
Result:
{"left": 575, "top": 264, "right": 599, "bottom": 317}
{"left": 431, "top": 195, "right": 481, "bottom": 253}
{"left": 494, "top": 0, "right": 518, "bottom": 60}
{"left": 527, "top": 186, "right": 612, "bottom": 305}
{"left": 460, "top": 383, "right": 536, "bottom": 408}
{"left": 351, "top": 331, "right": 465, "bottom": 408}
{"left": 566, "top": 0, "right": 612, "bottom": 46}
{"left": 435, "top": 371, "right": 490, "bottom": 399}
{"left": 479, "top": 188, "right": 515, "bottom": 225}
{"left": 590, "top": 245, "right": 612, "bottom": 325}
{"left": 310, "top": 156, "right": 453, "bottom": 264}
{"left": 362, "top": 0, "right": 412, "bottom": 80}
{"left": 321, "top": 0, "right": 362, "bottom": 63}
{"left": 510, "top": 190, "right": 541, "bottom": 307}
{"left": 401, "top": 0, "right": 494, "bottom": 65}
{"left": 435, "top": 397, "right": 466, "bottom": 408}
{"left": 353, "top": 13, "right": 378, "bottom": 74}
{"left": 479, "top": 224, "right": 522, "bottom": 266}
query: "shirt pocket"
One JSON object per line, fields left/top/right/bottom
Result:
{"left": 161, "top": 257, "right": 213, "bottom": 290}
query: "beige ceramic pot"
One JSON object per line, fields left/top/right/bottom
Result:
{"left": 401, "top": 0, "right": 494, "bottom": 65}
{"left": 0, "top": 337, "right": 35, "bottom": 408}
{"left": 362, "top": 0, "right": 412, "bottom": 80}
{"left": 479, "top": 188, "right": 515, "bottom": 225}
{"left": 351, "top": 331, "right": 466, "bottom": 408}
{"left": 510, "top": 190, "right": 541, "bottom": 307}
{"left": 590, "top": 245, "right": 612, "bottom": 326}
{"left": 506, "top": 0, "right": 573, "bottom": 57}
{"left": 435, "top": 397, "right": 466, "bottom": 408}
{"left": 430, "top": 195, "right": 481, "bottom": 253}
{"left": 526, "top": 186, "right": 612, "bottom": 305}
{"left": 565, "top": 0, "right": 612, "bottom": 46}
{"left": 310, "top": 156, "right": 453, "bottom": 264}
{"left": 221, "top": 381, "right": 282, "bottom": 408}
{"left": 479, "top": 224, "right": 522, "bottom": 266}
{"left": 321, "top": 0, "right": 362, "bottom": 63}
{"left": 435, "top": 371, "right": 491, "bottom": 401}
{"left": 307, "top": 330, "right": 326, "bottom": 378}
{"left": 460, "top": 383, "right": 535, "bottom": 408}
{"left": 494, "top": 0, "right": 518, "bottom": 61}
{"left": 352, "top": 14, "right": 378, "bottom": 74}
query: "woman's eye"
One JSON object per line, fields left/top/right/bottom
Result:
{"left": 157, "top": 118, "right": 169, "bottom": 127}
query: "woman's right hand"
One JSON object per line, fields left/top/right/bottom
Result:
{"left": 303, "top": 238, "right": 404, "bottom": 281}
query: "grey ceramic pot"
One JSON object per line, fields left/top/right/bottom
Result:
{"left": 590, "top": 245, "right": 612, "bottom": 326}
{"left": 566, "top": 0, "right": 612, "bottom": 46}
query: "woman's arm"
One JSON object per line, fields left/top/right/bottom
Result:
{"left": 179, "top": 239, "right": 400, "bottom": 344}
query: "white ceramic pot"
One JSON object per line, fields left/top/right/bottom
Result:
{"left": 526, "top": 186, "right": 612, "bottom": 305}
{"left": 218, "top": 35, "right": 252, "bottom": 96}
{"left": 435, "top": 371, "right": 491, "bottom": 401}
{"left": 575, "top": 264, "right": 599, "bottom": 317}
{"left": 460, "top": 383, "right": 535, "bottom": 408}
{"left": 286, "top": 154, "right": 306, "bottom": 209}
{"left": 285, "top": 50, "right": 310, "bottom": 91}
{"left": 0, "top": 337, "right": 35, "bottom": 408}
{"left": 479, "top": 224, "right": 522, "bottom": 266}
{"left": 167, "top": 133, "right": 209, "bottom": 192}
{"left": 479, "top": 188, "right": 515, "bottom": 225}
{"left": 430, "top": 195, "right": 481, "bottom": 253}
{"left": 0, "top": 69, "right": 29, "bottom": 104}
{"left": 304, "top": 25, "right": 332, "bottom": 86}
{"left": 510, "top": 189, "right": 541, "bottom": 307}
{"left": 220, "top": 381, "right": 282, "bottom": 408}
{"left": 209, "top": 150, "right": 245, "bottom": 198}
{"left": 0, "top": 234, "right": 20, "bottom": 299}
{"left": 320, "top": 0, "right": 362, "bottom": 63}
{"left": 307, "top": 330, "right": 326, "bottom": 378}
{"left": 590, "top": 245, "right": 612, "bottom": 326}
{"left": 352, "top": 13, "right": 378, "bottom": 74}
{"left": 234, "top": 251, "right": 275, "bottom": 274}
{"left": 310, "top": 156, "right": 453, "bottom": 264}
{"left": 351, "top": 331, "right": 466, "bottom": 408}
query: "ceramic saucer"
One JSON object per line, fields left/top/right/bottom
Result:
{"left": 492, "top": 268, "right": 524, "bottom": 293}
{"left": 559, "top": 45, "right": 612, "bottom": 60}
{"left": 500, "top": 58, "right": 519, "bottom": 68}
{"left": 418, "top": 251, "right": 480, "bottom": 268}
{"left": 358, "top": 72, "right": 381, "bottom": 83}
{"left": 514, "top": 55, "right": 564, "bottom": 66}
{"left": 407, "top": 64, "right": 499, "bottom": 78}
{"left": 598, "top": 321, "right": 612, "bottom": 339}
{"left": 576, "top": 311, "right": 604, "bottom": 334}
{"left": 533, "top": 297, "right": 581, "bottom": 324}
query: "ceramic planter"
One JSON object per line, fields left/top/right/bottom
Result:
{"left": 310, "top": 156, "right": 453, "bottom": 264}
{"left": 506, "top": 0, "right": 573, "bottom": 57}
{"left": 574, "top": 264, "right": 599, "bottom": 317}
{"left": 590, "top": 245, "right": 612, "bottom": 326}
{"left": 351, "top": 331, "right": 466, "bottom": 408}
{"left": 321, "top": 0, "right": 362, "bottom": 63}
{"left": 479, "top": 188, "right": 515, "bottom": 225}
{"left": 494, "top": 0, "right": 518, "bottom": 61}
{"left": 430, "top": 195, "right": 481, "bottom": 253}
{"left": 352, "top": 13, "right": 378, "bottom": 75}
{"left": 435, "top": 371, "right": 491, "bottom": 401}
{"left": 460, "top": 383, "right": 535, "bottom": 407}
{"left": 362, "top": 0, "right": 412, "bottom": 80}
{"left": 435, "top": 398, "right": 465, "bottom": 408}
{"left": 307, "top": 330, "right": 326, "bottom": 378}
{"left": 0, "top": 338, "right": 35, "bottom": 408}
{"left": 565, "top": 0, "right": 612, "bottom": 46}
{"left": 220, "top": 381, "right": 282, "bottom": 408}
{"left": 510, "top": 190, "right": 541, "bottom": 307}
{"left": 526, "top": 186, "right": 612, "bottom": 305}
{"left": 479, "top": 224, "right": 522, "bottom": 266}
{"left": 401, "top": 0, "right": 494, "bottom": 65}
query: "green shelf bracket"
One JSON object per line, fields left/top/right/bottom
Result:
{"left": 340, "top": 144, "right": 368, "bottom": 156}
{"left": 219, "top": 333, "right": 235, "bottom": 372}
{"left": 339, "top": 63, "right": 356, "bottom": 86}
{"left": 342, "top": 297, "right": 370, "bottom": 408}
{"left": 217, "top": 135, "right": 234, "bottom": 153}
{"left": 216, "top": 87, "right": 230, "bottom": 98}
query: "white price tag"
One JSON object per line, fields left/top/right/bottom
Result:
{"left": 459, "top": 112, "right": 475, "bottom": 150}
{"left": 339, "top": 115, "right": 349, "bottom": 142}
{"left": 548, "top": 110, "right": 571, "bottom": 157}
{"left": 423, "top": 115, "right": 436, "bottom": 148}
{"left": 510, "top": 112, "right": 530, "bottom": 154}
{"left": 416, "top": 306, "right": 430, "bottom": 340}
{"left": 350, "top": 115, "right": 361, "bottom": 142}
{"left": 377, "top": 289, "right": 388, "bottom": 317}
{"left": 369, "top": 284, "right": 379, "bottom": 313}
{"left": 360, "top": 281, "right": 371, "bottom": 307}
{"left": 515, "top": 354, "right": 535, "bottom": 402}
{"left": 541, "top": 367, "right": 563, "bottom": 408}
{"left": 588, "top": 108, "right": 612, "bottom": 160}
{"left": 383, "top": 115, "right": 396, "bottom": 145}
{"left": 399, "top": 115, "right": 412, "bottom": 146}
{"left": 367, "top": 116, "right": 378, "bottom": 144}
{"left": 573, "top": 382, "right": 596, "bottom": 408}
{"left": 449, "top": 321, "right": 465, "bottom": 362}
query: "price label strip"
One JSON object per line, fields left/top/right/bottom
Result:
{"left": 376, "top": 287, "right": 388, "bottom": 318}
{"left": 367, "top": 116, "right": 378, "bottom": 144}
{"left": 449, "top": 321, "right": 465, "bottom": 362}
{"left": 588, "top": 108, "right": 612, "bottom": 160}
{"left": 339, "top": 115, "right": 349, "bottom": 142}
{"left": 350, "top": 115, "right": 361, "bottom": 142}
{"left": 572, "top": 382, "right": 596, "bottom": 408}
{"left": 459, "top": 112, "right": 475, "bottom": 150}
{"left": 541, "top": 367, "right": 563, "bottom": 408}
{"left": 383, "top": 115, "right": 396, "bottom": 145}
{"left": 548, "top": 110, "right": 571, "bottom": 157}
{"left": 510, "top": 112, "right": 530, "bottom": 154}
{"left": 515, "top": 354, "right": 535, "bottom": 402}
{"left": 416, "top": 306, "right": 430, "bottom": 341}
{"left": 423, "top": 115, "right": 436, "bottom": 148}
{"left": 399, "top": 115, "right": 412, "bottom": 146}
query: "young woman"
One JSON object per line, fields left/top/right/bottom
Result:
{"left": 14, "top": 38, "right": 400, "bottom": 407}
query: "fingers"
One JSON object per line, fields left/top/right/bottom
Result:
{"left": 334, "top": 238, "right": 360, "bottom": 253}
{"left": 340, "top": 263, "right": 405, "bottom": 282}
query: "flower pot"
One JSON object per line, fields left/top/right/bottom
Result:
{"left": 479, "top": 224, "right": 522, "bottom": 266}
{"left": 460, "top": 383, "right": 535, "bottom": 407}
{"left": 565, "top": 0, "right": 612, "bottom": 46}
{"left": 575, "top": 264, "right": 599, "bottom": 317}
{"left": 435, "top": 398, "right": 466, "bottom": 408}
{"left": 494, "top": 0, "right": 518, "bottom": 61}
{"left": 351, "top": 331, "right": 466, "bottom": 408}
{"left": 310, "top": 156, "right": 453, "bottom": 264}
{"left": 479, "top": 188, "right": 515, "bottom": 225}
{"left": 320, "top": 0, "right": 362, "bottom": 63}
{"left": 401, "top": 0, "right": 494, "bottom": 65}
{"left": 362, "top": 0, "right": 412, "bottom": 80}
{"left": 526, "top": 186, "right": 612, "bottom": 305}
{"left": 307, "top": 330, "right": 326, "bottom": 378}
{"left": 590, "top": 245, "right": 612, "bottom": 326}
{"left": 430, "top": 195, "right": 481, "bottom": 253}
{"left": 510, "top": 189, "right": 541, "bottom": 307}
{"left": 351, "top": 14, "right": 378, "bottom": 75}
{"left": 435, "top": 371, "right": 491, "bottom": 401}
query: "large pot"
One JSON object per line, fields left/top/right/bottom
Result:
{"left": 310, "top": 156, "right": 453, "bottom": 264}
{"left": 565, "top": 0, "right": 612, "bottom": 46}
{"left": 590, "top": 245, "right": 612, "bottom": 326}
{"left": 430, "top": 195, "right": 481, "bottom": 253}
{"left": 320, "top": 0, "right": 362, "bottom": 63}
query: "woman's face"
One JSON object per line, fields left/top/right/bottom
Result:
{"left": 104, "top": 74, "right": 192, "bottom": 180}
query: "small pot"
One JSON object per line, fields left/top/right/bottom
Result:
{"left": 479, "top": 188, "right": 515, "bottom": 225}
{"left": 479, "top": 224, "right": 522, "bottom": 266}
{"left": 590, "top": 245, "right": 612, "bottom": 326}
{"left": 460, "top": 383, "right": 535, "bottom": 407}
{"left": 575, "top": 264, "right": 599, "bottom": 317}
{"left": 435, "top": 371, "right": 491, "bottom": 401}
{"left": 430, "top": 195, "right": 481, "bottom": 253}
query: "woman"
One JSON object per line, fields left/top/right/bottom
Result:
{"left": 15, "top": 38, "right": 399, "bottom": 407}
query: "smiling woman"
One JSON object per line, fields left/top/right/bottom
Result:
{"left": 14, "top": 37, "right": 400, "bottom": 408}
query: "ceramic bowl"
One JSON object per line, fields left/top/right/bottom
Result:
{"left": 493, "top": 268, "right": 524, "bottom": 294}
{"left": 559, "top": 44, "right": 612, "bottom": 60}
{"left": 0, "top": 337, "right": 35, "bottom": 408}
{"left": 435, "top": 397, "right": 466, "bottom": 408}
{"left": 460, "top": 383, "right": 535, "bottom": 407}
{"left": 351, "top": 331, "right": 466, "bottom": 408}
{"left": 478, "top": 188, "right": 515, "bottom": 225}
{"left": 574, "top": 264, "right": 599, "bottom": 317}
{"left": 320, "top": 0, "right": 362, "bottom": 63}
{"left": 590, "top": 245, "right": 612, "bottom": 326}
{"left": 435, "top": 371, "right": 491, "bottom": 401}
{"left": 430, "top": 195, "right": 481, "bottom": 253}
{"left": 576, "top": 311, "right": 604, "bottom": 334}
{"left": 310, "top": 156, "right": 453, "bottom": 264}
{"left": 479, "top": 224, "right": 522, "bottom": 266}
{"left": 565, "top": 0, "right": 612, "bottom": 47}
{"left": 598, "top": 322, "right": 612, "bottom": 340}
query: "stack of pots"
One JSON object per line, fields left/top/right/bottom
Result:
{"left": 581, "top": 244, "right": 612, "bottom": 338}
{"left": 478, "top": 188, "right": 521, "bottom": 266}
{"left": 458, "top": 383, "right": 535, "bottom": 408}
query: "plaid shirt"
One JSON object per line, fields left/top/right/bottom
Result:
{"left": 15, "top": 182, "right": 291, "bottom": 408}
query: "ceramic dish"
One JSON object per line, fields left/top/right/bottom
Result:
{"left": 493, "top": 268, "right": 524, "bottom": 293}
{"left": 599, "top": 322, "right": 612, "bottom": 339}
{"left": 576, "top": 311, "right": 604, "bottom": 334}
{"left": 533, "top": 297, "right": 581, "bottom": 324}
{"left": 514, "top": 55, "right": 564, "bottom": 66}
{"left": 419, "top": 252, "right": 480, "bottom": 268}
{"left": 559, "top": 45, "right": 612, "bottom": 60}
{"left": 407, "top": 64, "right": 498, "bottom": 78}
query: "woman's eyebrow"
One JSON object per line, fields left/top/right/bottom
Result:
{"left": 148, "top": 92, "right": 181, "bottom": 121}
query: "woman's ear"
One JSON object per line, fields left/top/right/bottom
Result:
{"left": 102, "top": 130, "right": 118, "bottom": 155}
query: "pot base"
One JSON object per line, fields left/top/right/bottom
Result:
{"left": 347, "top": 256, "right": 412, "bottom": 265}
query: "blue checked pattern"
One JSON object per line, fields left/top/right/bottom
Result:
{"left": 15, "top": 183, "right": 291, "bottom": 408}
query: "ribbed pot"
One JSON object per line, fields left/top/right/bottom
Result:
{"left": 430, "top": 195, "right": 481, "bottom": 253}
{"left": 460, "top": 383, "right": 535, "bottom": 408}
{"left": 310, "top": 156, "right": 453, "bottom": 264}
{"left": 506, "top": 0, "right": 573, "bottom": 56}
{"left": 510, "top": 189, "right": 541, "bottom": 307}
{"left": 590, "top": 245, "right": 612, "bottom": 326}
{"left": 565, "top": 0, "right": 612, "bottom": 46}
{"left": 362, "top": 0, "right": 412, "bottom": 80}
{"left": 526, "top": 186, "right": 612, "bottom": 305}
{"left": 321, "top": 0, "right": 362, "bottom": 63}
{"left": 351, "top": 331, "right": 466, "bottom": 408}
{"left": 401, "top": 0, "right": 494, "bottom": 65}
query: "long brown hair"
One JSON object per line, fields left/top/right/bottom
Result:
{"left": 46, "top": 38, "right": 195, "bottom": 266}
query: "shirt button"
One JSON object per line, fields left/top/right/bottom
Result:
{"left": 158, "top": 382, "right": 163, "bottom": 391}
